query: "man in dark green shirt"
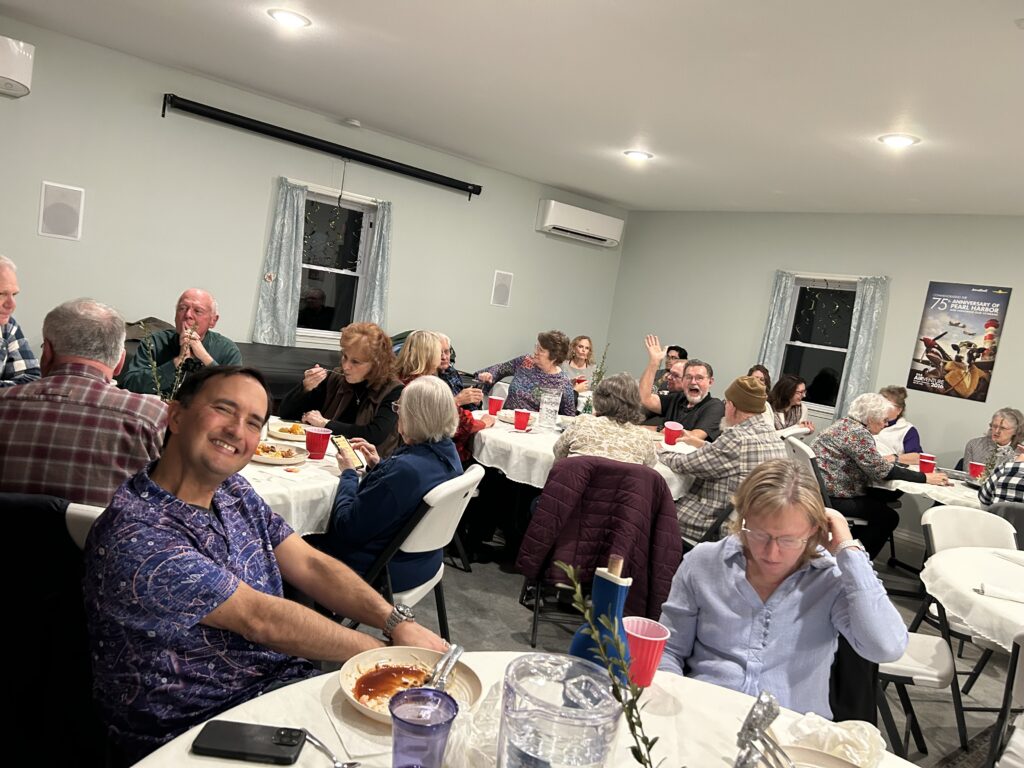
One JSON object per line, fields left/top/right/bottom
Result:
{"left": 120, "top": 288, "right": 242, "bottom": 397}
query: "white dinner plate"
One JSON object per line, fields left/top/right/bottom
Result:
{"left": 268, "top": 422, "right": 307, "bottom": 441}
{"left": 497, "top": 409, "right": 536, "bottom": 425}
{"left": 338, "top": 646, "right": 483, "bottom": 724}
{"left": 250, "top": 442, "right": 309, "bottom": 465}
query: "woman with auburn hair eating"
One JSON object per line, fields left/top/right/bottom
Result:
{"left": 279, "top": 322, "right": 404, "bottom": 457}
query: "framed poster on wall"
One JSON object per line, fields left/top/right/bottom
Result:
{"left": 906, "top": 281, "right": 1012, "bottom": 402}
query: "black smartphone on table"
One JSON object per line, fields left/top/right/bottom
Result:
{"left": 191, "top": 720, "right": 306, "bottom": 764}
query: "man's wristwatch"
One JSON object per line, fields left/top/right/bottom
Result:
{"left": 383, "top": 603, "right": 415, "bottom": 638}
{"left": 835, "top": 539, "right": 866, "bottom": 555}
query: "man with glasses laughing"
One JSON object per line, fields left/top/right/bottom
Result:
{"left": 640, "top": 334, "right": 725, "bottom": 441}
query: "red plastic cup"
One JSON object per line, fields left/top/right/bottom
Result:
{"left": 662, "top": 421, "right": 683, "bottom": 446}
{"left": 918, "top": 453, "right": 936, "bottom": 473}
{"left": 304, "top": 426, "right": 332, "bottom": 460}
{"left": 623, "top": 616, "right": 671, "bottom": 688}
{"left": 968, "top": 461, "right": 985, "bottom": 479}
{"left": 488, "top": 396, "right": 504, "bottom": 416}
{"left": 513, "top": 409, "right": 531, "bottom": 431}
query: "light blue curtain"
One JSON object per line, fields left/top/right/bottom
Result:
{"left": 253, "top": 178, "right": 306, "bottom": 345}
{"left": 756, "top": 270, "right": 797, "bottom": 377}
{"left": 353, "top": 201, "right": 392, "bottom": 327}
{"left": 834, "top": 275, "right": 890, "bottom": 417}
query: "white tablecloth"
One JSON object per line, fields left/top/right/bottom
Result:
{"left": 877, "top": 465, "right": 983, "bottom": 509}
{"left": 238, "top": 418, "right": 341, "bottom": 534}
{"left": 137, "top": 651, "right": 915, "bottom": 768}
{"left": 472, "top": 416, "right": 692, "bottom": 498}
{"left": 920, "top": 547, "right": 1024, "bottom": 652}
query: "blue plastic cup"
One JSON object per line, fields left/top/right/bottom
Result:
{"left": 389, "top": 687, "right": 459, "bottom": 768}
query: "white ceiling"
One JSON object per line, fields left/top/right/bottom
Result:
{"left": 3, "top": 0, "right": 1023, "bottom": 214}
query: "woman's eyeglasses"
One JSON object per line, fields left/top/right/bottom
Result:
{"left": 390, "top": 402, "right": 401, "bottom": 413}
{"left": 741, "top": 521, "right": 811, "bottom": 551}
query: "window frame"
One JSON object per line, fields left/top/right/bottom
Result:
{"left": 289, "top": 178, "right": 378, "bottom": 350}
{"left": 781, "top": 275, "right": 858, "bottom": 417}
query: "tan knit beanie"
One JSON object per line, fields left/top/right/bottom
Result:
{"left": 725, "top": 375, "right": 767, "bottom": 414}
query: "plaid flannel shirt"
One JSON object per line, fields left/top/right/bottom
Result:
{"left": 660, "top": 415, "right": 788, "bottom": 541}
{"left": 0, "top": 317, "right": 41, "bottom": 387}
{"left": 0, "top": 362, "right": 167, "bottom": 505}
{"left": 979, "top": 460, "right": 1024, "bottom": 506}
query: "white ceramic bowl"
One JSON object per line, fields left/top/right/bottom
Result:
{"left": 338, "top": 646, "right": 483, "bottom": 724}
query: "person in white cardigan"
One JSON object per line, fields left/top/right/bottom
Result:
{"left": 874, "top": 385, "right": 923, "bottom": 464}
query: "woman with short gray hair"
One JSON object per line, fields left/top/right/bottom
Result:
{"left": 320, "top": 375, "right": 462, "bottom": 591}
{"left": 553, "top": 373, "right": 656, "bottom": 466}
{"left": 813, "top": 392, "right": 949, "bottom": 558}
{"left": 963, "top": 407, "right": 1024, "bottom": 468}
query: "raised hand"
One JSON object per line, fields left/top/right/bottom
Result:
{"left": 645, "top": 334, "right": 666, "bottom": 365}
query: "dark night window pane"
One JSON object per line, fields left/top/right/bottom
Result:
{"left": 789, "top": 287, "right": 855, "bottom": 347}
{"left": 781, "top": 346, "right": 846, "bottom": 407}
{"left": 302, "top": 200, "right": 363, "bottom": 272}
{"left": 297, "top": 270, "right": 358, "bottom": 332}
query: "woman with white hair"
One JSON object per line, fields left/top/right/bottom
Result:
{"left": 321, "top": 375, "right": 462, "bottom": 592}
{"left": 813, "top": 392, "right": 948, "bottom": 558}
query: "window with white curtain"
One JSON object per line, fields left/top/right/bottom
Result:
{"left": 295, "top": 187, "right": 377, "bottom": 349}
{"left": 780, "top": 277, "right": 857, "bottom": 410}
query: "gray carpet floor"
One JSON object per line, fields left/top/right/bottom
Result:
{"left": 403, "top": 538, "right": 1014, "bottom": 767}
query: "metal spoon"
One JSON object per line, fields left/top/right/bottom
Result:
{"left": 302, "top": 729, "right": 359, "bottom": 768}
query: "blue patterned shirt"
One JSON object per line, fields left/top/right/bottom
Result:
{"left": 0, "top": 317, "right": 41, "bottom": 387}
{"left": 83, "top": 466, "right": 318, "bottom": 760}
{"left": 479, "top": 354, "right": 576, "bottom": 415}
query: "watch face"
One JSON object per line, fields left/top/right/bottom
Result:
{"left": 395, "top": 603, "right": 415, "bottom": 619}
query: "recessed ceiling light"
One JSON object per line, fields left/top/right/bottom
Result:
{"left": 623, "top": 150, "right": 654, "bottom": 160}
{"left": 877, "top": 133, "right": 921, "bottom": 148}
{"left": 267, "top": 9, "right": 312, "bottom": 28}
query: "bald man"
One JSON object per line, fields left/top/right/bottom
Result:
{"left": 120, "top": 288, "right": 241, "bottom": 397}
{"left": 0, "top": 255, "right": 41, "bottom": 387}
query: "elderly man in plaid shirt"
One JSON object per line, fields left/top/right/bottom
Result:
{"left": 0, "top": 298, "right": 167, "bottom": 505}
{"left": 659, "top": 375, "right": 788, "bottom": 543}
{"left": 0, "top": 255, "right": 41, "bottom": 387}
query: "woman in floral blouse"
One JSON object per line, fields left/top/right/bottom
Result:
{"left": 813, "top": 392, "right": 948, "bottom": 559}
{"left": 553, "top": 373, "right": 655, "bottom": 466}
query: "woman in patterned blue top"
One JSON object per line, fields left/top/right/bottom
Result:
{"left": 475, "top": 330, "right": 576, "bottom": 416}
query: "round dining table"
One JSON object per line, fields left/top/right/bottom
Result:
{"left": 472, "top": 414, "right": 693, "bottom": 498}
{"left": 136, "top": 651, "right": 915, "bottom": 768}
{"left": 238, "top": 417, "right": 342, "bottom": 534}
{"left": 877, "top": 465, "right": 983, "bottom": 509}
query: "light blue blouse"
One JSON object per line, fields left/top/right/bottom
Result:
{"left": 658, "top": 535, "right": 908, "bottom": 718}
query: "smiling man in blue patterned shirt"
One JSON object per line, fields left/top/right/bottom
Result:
{"left": 84, "top": 365, "right": 446, "bottom": 762}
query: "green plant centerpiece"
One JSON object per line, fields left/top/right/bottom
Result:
{"left": 556, "top": 560, "right": 666, "bottom": 768}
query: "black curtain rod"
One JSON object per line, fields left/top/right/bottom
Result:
{"left": 162, "top": 93, "right": 483, "bottom": 199}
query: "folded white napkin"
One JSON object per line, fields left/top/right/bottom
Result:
{"left": 785, "top": 713, "right": 886, "bottom": 768}
{"left": 976, "top": 582, "right": 1024, "bottom": 603}
{"left": 323, "top": 701, "right": 391, "bottom": 759}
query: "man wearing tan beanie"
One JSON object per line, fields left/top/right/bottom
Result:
{"left": 659, "top": 375, "right": 788, "bottom": 544}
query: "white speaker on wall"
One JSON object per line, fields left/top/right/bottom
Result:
{"left": 491, "top": 270, "right": 513, "bottom": 307}
{"left": 38, "top": 181, "right": 86, "bottom": 240}
{"left": 0, "top": 35, "right": 34, "bottom": 98}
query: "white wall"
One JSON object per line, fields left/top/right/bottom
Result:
{"left": 0, "top": 16, "right": 625, "bottom": 373}
{"left": 606, "top": 212, "right": 1023, "bottom": 467}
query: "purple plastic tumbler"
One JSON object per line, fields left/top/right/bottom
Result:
{"left": 389, "top": 687, "right": 459, "bottom": 768}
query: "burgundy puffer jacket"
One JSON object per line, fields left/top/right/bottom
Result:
{"left": 515, "top": 456, "right": 683, "bottom": 619}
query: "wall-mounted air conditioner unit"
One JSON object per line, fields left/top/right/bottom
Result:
{"left": 0, "top": 35, "right": 35, "bottom": 98}
{"left": 535, "top": 199, "right": 624, "bottom": 248}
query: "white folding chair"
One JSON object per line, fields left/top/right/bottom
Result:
{"left": 391, "top": 464, "right": 486, "bottom": 640}
{"left": 488, "top": 380, "right": 511, "bottom": 402}
{"left": 776, "top": 424, "right": 811, "bottom": 440}
{"left": 65, "top": 502, "right": 105, "bottom": 550}
{"left": 877, "top": 633, "right": 959, "bottom": 758}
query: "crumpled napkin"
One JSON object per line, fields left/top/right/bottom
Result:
{"left": 785, "top": 713, "right": 886, "bottom": 768}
